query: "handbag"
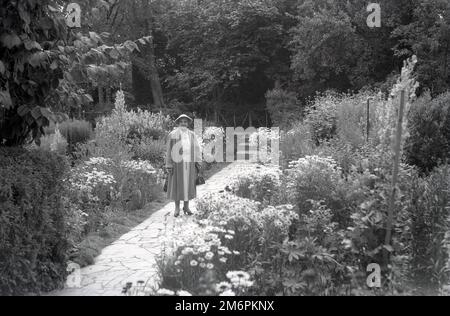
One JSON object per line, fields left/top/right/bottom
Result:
{"left": 195, "top": 163, "right": 205, "bottom": 186}
{"left": 163, "top": 167, "right": 171, "bottom": 193}
{"left": 163, "top": 177, "right": 169, "bottom": 192}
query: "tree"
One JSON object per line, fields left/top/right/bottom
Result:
{"left": 0, "top": 0, "right": 68, "bottom": 146}
{"left": 161, "top": 0, "right": 297, "bottom": 123}
{"left": 290, "top": 0, "right": 404, "bottom": 100}
{"left": 392, "top": 0, "right": 450, "bottom": 96}
{"left": 84, "top": 0, "right": 167, "bottom": 108}
{"left": 0, "top": 0, "right": 151, "bottom": 146}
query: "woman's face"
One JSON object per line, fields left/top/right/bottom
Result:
{"left": 178, "top": 118, "right": 190, "bottom": 129}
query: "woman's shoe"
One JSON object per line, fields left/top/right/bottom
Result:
{"left": 174, "top": 209, "right": 181, "bottom": 218}
{"left": 183, "top": 207, "right": 193, "bottom": 216}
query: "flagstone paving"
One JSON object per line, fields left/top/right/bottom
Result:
{"left": 53, "top": 162, "right": 253, "bottom": 296}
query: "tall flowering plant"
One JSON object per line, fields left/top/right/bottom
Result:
{"left": 95, "top": 90, "right": 174, "bottom": 167}
{"left": 375, "top": 55, "right": 419, "bottom": 156}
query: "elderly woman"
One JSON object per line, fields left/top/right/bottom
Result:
{"left": 165, "top": 114, "right": 202, "bottom": 217}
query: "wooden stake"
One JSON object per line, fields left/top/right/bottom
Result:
{"left": 367, "top": 98, "right": 371, "bottom": 142}
{"left": 384, "top": 90, "right": 406, "bottom": 264}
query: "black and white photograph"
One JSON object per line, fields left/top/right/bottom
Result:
{"left": 1, "top": 0, "right": 450, "bottom": 300}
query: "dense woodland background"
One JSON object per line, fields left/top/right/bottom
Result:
{"left": 2, "top": 0, "right": 450, "bottom": 136}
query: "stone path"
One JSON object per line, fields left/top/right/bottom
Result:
{"left": 53, "top": 162, "right": 248, "bottom": 296}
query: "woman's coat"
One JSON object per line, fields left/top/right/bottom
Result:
{"left": 165, "top": 128, "right": 201, "bottom": 201}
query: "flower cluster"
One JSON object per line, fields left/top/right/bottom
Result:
{"left": 288, "top": 155, "right": 340, "bottom": 172}
{"left": 196, "top": 192, "right": 297, "bottom": 253}
{"left": 121, "top": 159, "right": 157, "bottom": 175}
{"left": 85, "top": 157, "right": 113, "bottom": 166}
{"left": 195, "top": 192, "right": 261, "bottom": 228}
{"left": 67, "top": 166, "right": 116, "bottom": 196}
{"left": 227, "top": 164, "right": 281, "bottom": 204}
{"left": 160, "top": 220, "right": 237, "bottom": 272}
{"left": 215, "top": 271, "right": 254, "bottom": 296}
{"left": 203, "top": 126, "right": 225, "bottom": 141}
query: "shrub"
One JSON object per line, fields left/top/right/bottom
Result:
{"left": 95, "top": 90, "right": 173, "bottom": 166}
{"left": 227, "top": 164, "right": 281, "bottom": 205}
{"left": 96, "top": 90, "right": 173, "bottom": 143}
{"left": 65, "top": 156, "right": 161, "bottom": 234}
{"left": 406, "top": 92, "right": 450, "bottom": 173}
{"left": 195, "top": 193, "right": 297, "bottom": 264}
{"left": 39, "top": 128, "right": 68, "bottom": 155}
{"left": 157, "top": 193, "right": 297, "bottom": 296}
{"left": 336, "top": 92, "right": 380, "bottom": 148}
{"left": 131, "top": 137, "right": 167, "bottom": 168}
{"left": 0, "top": 147, "right": 70, "bottom": 295}
{"left": 408, "top": 165, "right": 450, "bottom": 289}
{"left": 59, "top": 119, "right": 93, "bottom": 153}
{"left": 304, "top": 92, "right": 339, "bottom": 144}
{"left": 285, "top": 156, "right": 349, "bottom": 224}
{"left": 280, "top": 122, "right": 315, "bottom": 166}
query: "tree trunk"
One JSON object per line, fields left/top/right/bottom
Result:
{"left": 98, "top": 85, "right": 104, "bottom": 107}
{"left": 141, "top": 0, "right": 165, "bottom": 109}
{"left": 106, "top": 86, "right": 111, "bottom": 106}
{"left": 147, "top": 35, "right": 165, "bottom": 109}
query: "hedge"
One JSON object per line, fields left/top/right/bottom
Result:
{"left": 0, "top": 147, "right": 70, "bottom": 295}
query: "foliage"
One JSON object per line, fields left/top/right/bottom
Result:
{"left": 408, "top": 165, "right": 450, "bottom": 289}
{"left": 157, "top": 192, "right": 297, "bottom": 295}
{"left": 248, "top": 128, "right": 281, "bottom": 165}
{"left": 39, "top": 128, "right": 68, "bottom": 155}
{"left": 95, "top": 90, "right": 173, "bottom": 167}
{"left": 336, "top": 92, "right": 380, "bottom": 148}
{"left": 265, "top": 88, "right": 301, "bottom": 129}
{"left": 279, "top": 122, "right": 315, "bottom": 167}
{"left": 304, "top": 92, "right": 339, "bottom": 144}
{"left": 158, "top": 220, "right": 242, "bottom": 295}
{"left": 59, "top": 119, "right": 93, "bottom": 153}
{"left": 0, "top": 147, "right": 70, "bottom": 295}
{"left": 392, "top": 0, "right": 450, "bottom": 96}
{"left": 375, "top": 56, "right": 419, "bottom": 155}
{"left": 196, "top": 193, "right": 297, "bottom": 269}
{"left": 0, "top": 0, "right": 66, "bottom": 145}
{"left": 65, "top": 156, "right": 160, "bottom": 235}
{"left": 0, "top": 0, "right": 153, "bottom": 146}
{"left": 227, "top": 164, "right": 281, "bottom": 205}
{"left": 161, "top": 0, "right": 297, "bottom": 117}
{"left": 285, "top": 156, "right": 348, "bottom": 222}
{"left": 290, "top": 0, "right": 449, "bottom": 101}
{"left": 406, "top": 92, "right": 450, "bottom": 173}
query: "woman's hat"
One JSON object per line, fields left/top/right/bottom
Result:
{"left": 175, "top": 114, "right": 193, "bottom": 123}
